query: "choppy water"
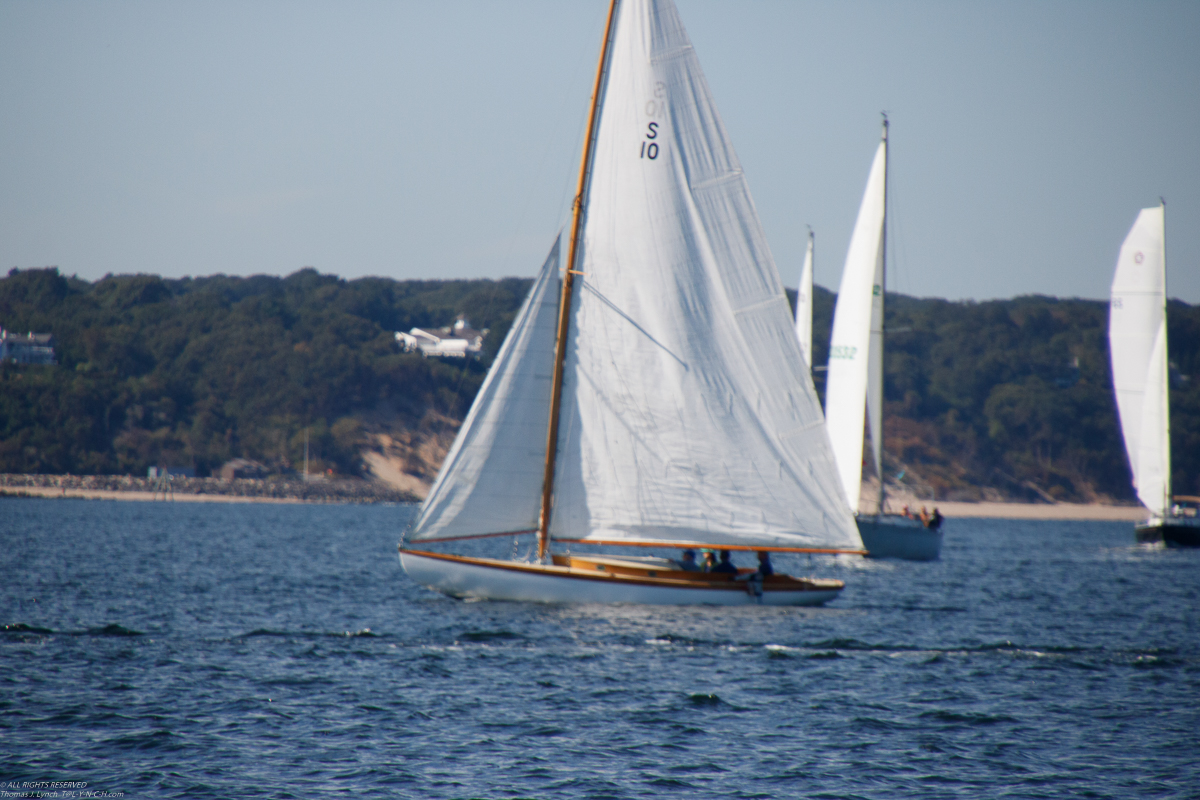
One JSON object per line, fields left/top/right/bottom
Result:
{"left": 2, "top": 497, "right": 1197, "bottom": 799}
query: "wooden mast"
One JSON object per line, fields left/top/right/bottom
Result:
{"left": 538, "top": 0, "right": 620, "bottom": 559}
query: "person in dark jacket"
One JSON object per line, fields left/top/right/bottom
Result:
{"left": 677, "top": 549, "right": 700, "bottom": 571}
{"left": 711, "top": 550, "right": 738, "bottom": 575}
{"left": 737, "top": 551, "right": 774, "bottom": 600}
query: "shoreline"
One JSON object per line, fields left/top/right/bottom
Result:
{"left": 2, "top": 486, "right": 318, "bottom": 504}
{"left": 0, "top": 474, "right": 418, "bottom": 505}
{"left": 1, "top": 479, "right": 1147, "bottom": 520}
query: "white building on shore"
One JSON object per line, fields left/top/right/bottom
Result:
{"left": 396, "top": 318, "right": 487, "bottom": 359}
{"left": 0, "top": 328, "right": 55, "bottom": 364}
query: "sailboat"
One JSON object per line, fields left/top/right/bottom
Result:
{"left": 1110, "top": 202, "right": 1199, "bottom": 547}
{"left": 823, "top": 118, "right": 942, "bottom": 561}
{"left": 398, "top": 0, "right": 864, "bottom": 605}
{"left": 795, "top": 229, "right": 814, "bottom": 368}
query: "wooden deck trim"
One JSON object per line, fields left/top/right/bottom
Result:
{"left": 551, "top": 538, "right": 866, "bottom": 556}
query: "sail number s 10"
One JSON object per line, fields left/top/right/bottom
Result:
{"left": 641, "top": 82, "right": 665, "bottom": 160}
{"left": 640, "top": 122, "right": 659, "bottom": 159}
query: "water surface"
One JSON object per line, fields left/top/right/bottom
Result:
{"left": 2, "top": 498, "right": 1197, "bottom": 798}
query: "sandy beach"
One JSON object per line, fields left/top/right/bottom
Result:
{"left": 1, "top": 480, "right": 1148, "bottom": 520}
{"left": 930, "top": 501, "right": 1147, "bottom": 522}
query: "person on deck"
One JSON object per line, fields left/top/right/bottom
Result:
{"left": 711, "top": 550, "right": 738, "bottom": 575}
{"left": 736, "top": 551, "right": 774, "bottom": 599}
{"left": 735, "top": 551, "right": 774, "bottom": 580}
{"left": 927, "top": 508, "right": 944, "bottom": 530}
{"left": 700, "top": 550, "right": 718, "bottom": 572}
{"left": 677, "top": 549, "right": 700, "bottom": 571}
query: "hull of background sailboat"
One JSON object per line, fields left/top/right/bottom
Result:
{"left": 1135, "top": 517, "right": 1200, "bottom": 548}
{"left": 399, "top": 550, "right": 843, "bottom": 606}
{"left": 856, "top": 516, "right": 942, "bottom": 561}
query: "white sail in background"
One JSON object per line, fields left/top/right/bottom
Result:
{"left": 1110, "top": 205, "right": 1170, "bottom": 516}
{"left": 547, "top": 0, "right": 858, "bottom": 550}
{"left": 795, "top": 231, "right": 814, "bottom": 367}
{"left": 410, "top": 238, "right": 562, "bottom": 541}
{"left": 825, "top": 134, "right": 887, "bottom": 513}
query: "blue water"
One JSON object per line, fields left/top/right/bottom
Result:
{"left": 2, "top": 498, "right": 1197, "bottom": 799}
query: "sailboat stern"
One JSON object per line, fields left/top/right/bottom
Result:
{"left": 856, "top": 515, "right": 942, "bottom": 561}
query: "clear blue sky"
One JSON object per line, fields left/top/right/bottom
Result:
{"left": 2, "top": 0, "right": 1197, "bottom": 302}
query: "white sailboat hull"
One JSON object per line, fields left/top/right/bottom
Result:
{"left": 856, "top": 515, "right": 942, "bottom": 561}
{"left": 400, "top": 550, "right": 843, "bottom": 606}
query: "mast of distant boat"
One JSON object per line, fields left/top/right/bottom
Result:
{"left": 797, "top": 227, "right": 814, "bottom": 368}
{"left": 1159, "top": 197, "right": 1172, "bottom": 516}
{"left": 877, "top": 114, "right": 889, "bottom": 517}
{"left": 538, "top": 0, "right": 621, "bottom": 559}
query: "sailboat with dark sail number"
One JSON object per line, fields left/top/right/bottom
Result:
{"left": 398, "top": 0, "right": 864, "bottom": 605}
{"left": 823, "top": 119, "right": 942, "bottom": 560}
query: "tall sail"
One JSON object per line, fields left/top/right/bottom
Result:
{"left": 410, "top": 238, "right": 562, "bottom": 541}
{"left": 825, "top": 132, "right": 887, "bottom": 513}
{"left": 795, "top": 231, "right": 814, "bottom": 367}
{"left": 1110, "top": 205, "right": 1170, "bottom": 516}
{"left": 546, "top": 0, "right": 858, "bottom": 550}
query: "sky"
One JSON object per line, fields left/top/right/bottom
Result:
{"left": 1, "top": 0, "right": 1197, "bottom": 303}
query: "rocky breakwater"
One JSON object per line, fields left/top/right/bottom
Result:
{"left": 0, "top": 474, "right": 419, "bottom": 504}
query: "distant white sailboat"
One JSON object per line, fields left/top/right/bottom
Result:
{"left": 795, "top": 229, "right": 814, "bottom": 369}
{"left": 398, "top": 0, "right": 864, "bottom": 605}
{"left": 823, "top": 118, "right": 942, "bottom": 560}
{"left": 1109, "top": 202, "right": 1199, "bottom": 547}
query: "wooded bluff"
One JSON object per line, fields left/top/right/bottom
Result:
{"left": 1, "top": 267, "right": 1196, "bottom": 503}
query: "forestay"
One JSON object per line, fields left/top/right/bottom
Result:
{"left": 410, "top": 239, "right": 561, "bottom": 541}
{"left": 1110, "top": 205, "right": 1170, "bottom": 516}
{"left": 824, "top": 136, "right": 886, "bottom": 513}
{"left": 548, "top": 0, "right": 858, "bottom": 550}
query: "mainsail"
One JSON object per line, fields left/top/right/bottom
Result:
{"left": 410, "top": 239, "right": 561, "bottom": 541}
{"left": 1110, "top": 205, "right": 1170, "bottom": 516}
{"left": 548, "top": 0, "right": 857, "bottom": 550}
{"left": 795, "top": 231, "right": 814, "bottom": 368}
{"left": 824, "top": 127, "right": 887, "bottom": 514}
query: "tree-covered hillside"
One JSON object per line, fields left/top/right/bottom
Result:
{"left": 0, "top": 267, "right": 531, "bottom": 478}
{"left": 1, "top": 266, "right": 1195, "bottom": 503}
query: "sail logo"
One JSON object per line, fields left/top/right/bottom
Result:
{"left": 872, "top": 284, "right": 881, "bottom": 296}
{"left": 830, "top": 345, "right": 857, "bottom": 359}
{"left": 1134, "top": 252, "right": 1144, "bottom": 264}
